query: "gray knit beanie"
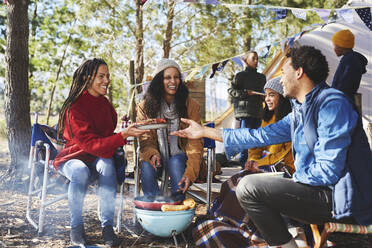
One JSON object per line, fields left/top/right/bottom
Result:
{"left": 264, "top": 76, "right": 283, "bottom": 95}
{"left": 154, "top": 58, "right": 181, "bottom": 76}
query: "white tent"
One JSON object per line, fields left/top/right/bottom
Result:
{"left": 215, "top": 2, "right": 372, "bottom": 153}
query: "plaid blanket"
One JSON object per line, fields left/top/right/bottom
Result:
{"left": 192, "top": 170, "right": 269, "bottom": 248}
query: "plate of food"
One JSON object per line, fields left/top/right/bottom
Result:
{"left": 134, "top": 118, "right": 168, "bottom": 130}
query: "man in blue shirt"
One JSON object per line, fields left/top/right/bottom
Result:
{"left": 172, "top": 46, "right": 372, "bottom": 248}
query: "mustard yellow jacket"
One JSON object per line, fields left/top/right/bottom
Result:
{"left": 248, "top": 115, "right": 295, "bottom": 170}
{"left": 137, "top": 97, "right": 204, "bottom": 182}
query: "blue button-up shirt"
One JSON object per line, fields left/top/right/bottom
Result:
{"left": 223, "top": 84, "right": 358, "bottom": 187}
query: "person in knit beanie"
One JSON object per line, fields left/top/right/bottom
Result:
{"left": 136, "top": 58, "right": 204, "bottom": 201}
{"left": 331, "top": 29, "right": 368, "bottom": 100}
{"left": 332, "top": 29, "right": 355, "bottom": 51}
{"left": 246, "top": 76, "right": 294, "bottom": 174}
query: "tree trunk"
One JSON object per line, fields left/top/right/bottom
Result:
{"left": 28, "top": 1, "right": 37, "bottom": 79}
{"left": 243, "top": 0, "right": 252, "bottom": 51}
{"left": 163, "top": 0, "right": 175, "bottom": 58}
{"left": 4, "top": 0, "right": 31, "bottom": 178}
{"left": 135, "top": 0, "right": 144, "bottom": 93}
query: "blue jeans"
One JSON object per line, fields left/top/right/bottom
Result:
{"left": 141, "top": 153, "right": 187, "bottom": 200}
{"left": 60, "top": 158, "right": 117, "bottom": 228}
{"left": 239, "top": 117, "right": 261, "bottom": 167}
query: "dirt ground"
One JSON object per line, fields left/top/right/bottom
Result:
{"left": 0, "top": 138, "right": 200, "bottom": 248}
{"left": 0, "top": 137, "right": 371, "bottom": 248}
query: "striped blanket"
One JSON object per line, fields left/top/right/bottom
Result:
{"left": 192, "top": 170, "right": 269, "bottom": 248}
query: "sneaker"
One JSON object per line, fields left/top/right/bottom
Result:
{"left": 288, "top": 227, "right": 309, "bottom": 248}
{"left": 70, "top": 224, "right": 86, "bottom": 246}
{"left": 102, "top": 225, "right": 121, "bottom": 247}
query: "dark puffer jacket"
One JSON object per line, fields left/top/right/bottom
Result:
{"left": 331, "top": 50, "right": 368, "bottom": 99}
{"left": 228, "top": 67, "right": 266, "bottom": 119}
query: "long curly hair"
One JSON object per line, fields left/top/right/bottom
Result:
{"left": 57, "top": 58, "right": 107, "bottom": 138}
{"left": 262, "top": 94, "right": 292, "bottom": 123}
{"left": 143, "top": 70, "right": 189, "bottom": 118}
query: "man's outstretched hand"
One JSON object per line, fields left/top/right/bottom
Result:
{"left": 171, "top": 118, "right": 223, "bottom": 142}
{"left": 170, "top": 118, "right": 204, "bottom": 139}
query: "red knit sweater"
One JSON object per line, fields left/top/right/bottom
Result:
{"left": 53, "top": 91, "right": 125, "bottom": 169}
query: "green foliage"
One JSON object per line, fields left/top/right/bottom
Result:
{"left": 27, "top": 0, "right": 88, "bottom": 115}
{"left": 0, "top": 0, "right": 349, "bottom": 119}
{"left": 0, "top": 118, "right": 5, "bottom": 138}
{"left": 0, "top": 97, "right": 5, "bottom": 138}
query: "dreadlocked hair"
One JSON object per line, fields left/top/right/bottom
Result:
{"left": 143, "top": 70, "right": 189, "bottom": 118}
{"left": 57, "top": 58, "right": 107, "bottom": 138}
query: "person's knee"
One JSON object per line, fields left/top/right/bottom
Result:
{"left": 141, "top": 161, "right": 156, "bottom": 177}
{"left": 70, "top": 166, "right": 90, "bottom": 184}
{"left": 169, "top": 154, "right": 186, "bottom": 167}
{"left": 96, "top": 158, "right": 115, "bottom": 177}
{"left": 236, "top": 175, "right": 261, "bottom": 204}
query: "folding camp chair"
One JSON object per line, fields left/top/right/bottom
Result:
{"left": 26, "top": 114, "right": 126, "bottom": 235}
{"left": 310, "top": 223, "right": 372, "bottom": 248}
{"left": 188, "top": 122, "right": 216, "bottom": 210}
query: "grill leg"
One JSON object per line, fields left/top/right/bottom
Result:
{"left": 171, "top": 230, "right": 179, "bottom": 247}
{"left": 181, "top": 231, "right": 188, "bottom": 248}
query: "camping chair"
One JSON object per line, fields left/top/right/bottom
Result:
{"left": 310, "top": 223, "right": 372, "bottom": 248}
{"left": 187, "top": 122, "right": 216, "bottom": 210}
{"left": 26, "top": 114, "right": 126, "bottom": 235}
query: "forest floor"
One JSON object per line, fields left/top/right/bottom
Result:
{"left": 0, "top": 137, "right": 371, "bottom": 248}
{"left": 0, "top": 137, "right": 199, "bottom": 248}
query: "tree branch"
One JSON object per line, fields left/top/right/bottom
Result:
{"left": 101, "top": 0, "right": 136, "bottom": 36}
{"left": 171, "top": 24, "right": 219, "bottom": 49}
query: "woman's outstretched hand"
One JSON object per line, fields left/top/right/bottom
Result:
{"left": 120, "top": 124, "right": 149, "bottom": 139}
{"left": 170, "top": 118, "right": 204, "bottom": 139}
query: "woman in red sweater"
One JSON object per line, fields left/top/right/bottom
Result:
{"left": 53, "top": 58, "right": 147, "bottom": 247}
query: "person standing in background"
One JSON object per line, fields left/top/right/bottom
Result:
{"left": 331, "top": 29, "right": 368, "bottom": 101}
{"left": 228, "top": 51, "right": 266, "bottom": 167}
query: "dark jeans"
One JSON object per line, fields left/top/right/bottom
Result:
{"left": 235, "top": 174, "right": 355, "bottom": 246}
{"left": 141, "top": 153, "right": 186, "bottom": 201}
{"left": 238, "top": 117, "right": 261, "bottom": 167}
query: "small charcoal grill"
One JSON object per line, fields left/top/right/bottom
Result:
{"left": 135, "top": 207, "right": 195, "bottom": 247}
{"left": 133, "top": 195, "right": 195, "bottom": 247}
